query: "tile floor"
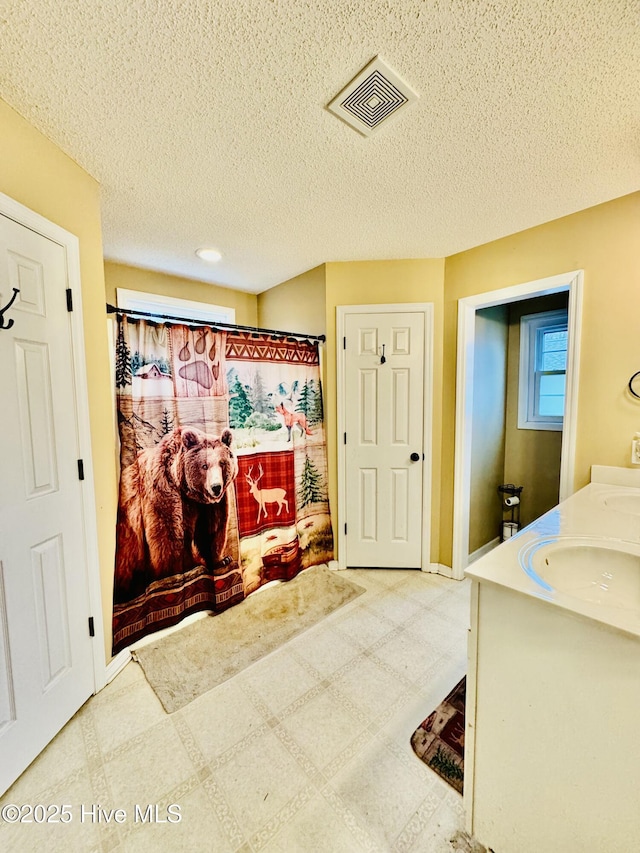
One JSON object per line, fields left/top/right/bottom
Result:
{"left": 0, "top": 568, "right": 482, "bottom": 853}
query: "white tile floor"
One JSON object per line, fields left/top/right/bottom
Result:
{"left": 0, "top": 568, "right": 483, "bottom": 853}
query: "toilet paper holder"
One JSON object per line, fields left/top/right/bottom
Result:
{"left": 498, "top": 484, "right": 523, "bottom": 540}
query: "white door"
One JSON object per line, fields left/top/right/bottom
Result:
{"left": 344, "top": 310, "right": 426, "bottom": 568}
{"left": 0, "top": 213, "right": 95, "bottom": 794}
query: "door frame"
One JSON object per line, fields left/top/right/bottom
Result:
{"left": 0, "top": 191, "right": 104, "bottom": 690}
{"left": 336, "top": 303, "right": 434, "bottom": 571}
{"left": 452, "top": 270, "right": 584, "bottom": 579}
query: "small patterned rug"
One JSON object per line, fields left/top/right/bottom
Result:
{"left": 410, "top": 677, "right": 466, "bottom": 793}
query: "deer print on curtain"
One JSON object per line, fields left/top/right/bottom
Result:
{"left": 245, "top": 463, "right": 289, "bottom": 522}
{"left": 112, "top": 317, "right": 333, "bottom": 654}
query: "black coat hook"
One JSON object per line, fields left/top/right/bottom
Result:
{"left": 380, "top": 344, "right": 386, "bottom": 365}
{"left": 0, "top": 288, "right": 19, "bottom": 331}
{"left": 628, "top": 371, "right": 640, "bottom": 399}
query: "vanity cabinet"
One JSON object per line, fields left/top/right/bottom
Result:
{"left": 464, "top": 578, "right": 640, "bottom": 853}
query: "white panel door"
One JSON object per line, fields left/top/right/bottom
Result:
{"left": 0, "top": 213, "right": 94, "bottom": 794}
{"left": 344, "top": 311, "right": 425, "bottom": 567}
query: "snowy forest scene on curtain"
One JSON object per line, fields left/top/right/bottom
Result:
{"left": 112, "top": 317, "right": 333, "bottom": 653}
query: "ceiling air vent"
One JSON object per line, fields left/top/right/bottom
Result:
{"left": 327, "top": 56, "right": 419, "bottom": 137}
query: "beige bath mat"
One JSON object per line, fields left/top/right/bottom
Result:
{"left": 132, "top": 565, "right": 364, "bottom": 713}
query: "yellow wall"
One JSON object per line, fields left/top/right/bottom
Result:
{"left": 324, "top": 259, "right": 446, "bottom": 564}
{"left": 257, "top": 265, "right": 326, "bottom": 336}
{"left": 104, "top": 262, "right": 258, "bottom": 326}
{"left": 0, "top": 99, "right": 117, "bottom": 660}
{"left": 442, "top": 191, "right": 640, "bottom": 566}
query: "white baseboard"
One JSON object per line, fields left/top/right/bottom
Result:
{"left": 328, "top": 560, "right": 341, "bottom": 571}
{"left": 468, "top": 537, "right": 500, "bottom": 565}
{"left": 428, "top": 562, "right": 455, "bottom": 579}
{"left": 103, "top": 648, "right": 131, "bottom": 688}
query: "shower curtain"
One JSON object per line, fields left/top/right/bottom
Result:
{"left": 112, "top": 316, "right": 333, "bottom": 654}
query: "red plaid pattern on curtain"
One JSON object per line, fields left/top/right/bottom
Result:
{"left": 235, "top": 452, "right": 296, "bottom": 537}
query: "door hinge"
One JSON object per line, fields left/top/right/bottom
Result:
{"left": 343, "top": 336, "right": 346, "bottom": 349}
{"left": 77, "top": 459, "right": 85, "bottom": 480}
{"left": 66, "top": 288, "right": 73, "bottom": 311}
{"left": 344, "top": 523, "right": 347, "bottom": 535}
{"left": 344, "top": 432, "right": 347, "bottom": 444}
{"left": 88, "top": 617, "right": 95, "bottom": 637}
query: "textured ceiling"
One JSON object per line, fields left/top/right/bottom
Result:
{"left": 1, "top": 1, "right": 638, "bottom": 293}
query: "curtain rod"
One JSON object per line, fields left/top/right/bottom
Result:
{"left": 106, "top": 303, "right": 326, "bottom": 343}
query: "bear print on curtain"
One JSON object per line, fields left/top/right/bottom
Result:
{"left": 112, "top": 316, "right": 333, "bottom": 654}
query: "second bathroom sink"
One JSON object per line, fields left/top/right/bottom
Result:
{"left": 519, "top": 536, "right": 640, "bottom": 610}
{"left": 600, "top": 491, "right": 640, "bottom": 515}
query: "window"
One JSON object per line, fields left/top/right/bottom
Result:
{"left": 518, "top": 309, "right": 568, "bottom": 431}
{"left": 116, "top": 288, "right": 235, "bottom": 325}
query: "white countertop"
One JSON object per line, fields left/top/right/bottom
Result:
{"left": 465, "top": 467, "right": 640, "bottom": 638}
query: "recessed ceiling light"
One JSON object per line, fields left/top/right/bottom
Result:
{"left": 195, "top": 247, "right": 222, "bottom": 263}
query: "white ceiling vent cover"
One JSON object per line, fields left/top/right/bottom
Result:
{"left": 327, "top": 56, "right": 419, "bottom": 137}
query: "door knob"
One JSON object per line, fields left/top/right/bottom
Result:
{"left": 410, "top": 452, "right": 420, "bottom": 462}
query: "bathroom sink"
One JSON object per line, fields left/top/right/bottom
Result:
{"left": 519, "top": 536, "right": 640, "bottom": 609}
{"left": 601, "top": 491, "right": 640, "bottom": 515}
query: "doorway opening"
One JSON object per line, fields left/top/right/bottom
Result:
{"left": 452, "top": 271, "right": 583, "bottom": 579}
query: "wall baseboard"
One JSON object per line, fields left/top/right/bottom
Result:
{"left": 468, "top": 537, "right": 501, "bottom": 565}
{"left": 429, "top": 562, "right": 455, "bottom": 579}
{"left": 103, "top": 649, "right": 131, "bottom": 688}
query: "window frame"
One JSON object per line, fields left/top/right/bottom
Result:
{"left": 518, "top": 308, "right": 568, "bottom": 431}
